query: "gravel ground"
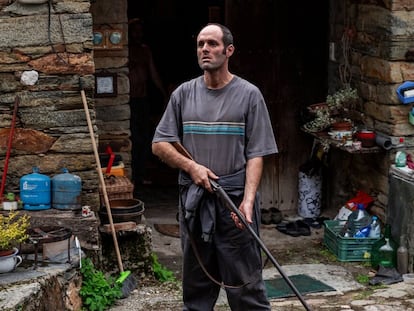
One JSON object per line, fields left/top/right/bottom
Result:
{"left": 109, "top": 280, "right": 183, "bottom": 311}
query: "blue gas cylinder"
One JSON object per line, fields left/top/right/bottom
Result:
{"left": 52, "top": 168, "right": 82, "bottom": 210}
{"left": 20, "top": 167, "right": 51, "bottom": 210}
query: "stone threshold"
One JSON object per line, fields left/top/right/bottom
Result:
{"left": 0, "top": 259, "right": 82, "bottom": 311}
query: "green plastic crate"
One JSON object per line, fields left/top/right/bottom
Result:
{"left": 323, "top": 220, "right": 380, "bottom": 262}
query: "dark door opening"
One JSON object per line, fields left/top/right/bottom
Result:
{"left": 127, "top": 0, "right": 329, "bottom": 212}
{"left": 127, "top": 1, "right": 223, "bottom": 191}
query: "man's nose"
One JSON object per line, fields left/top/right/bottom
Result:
{"left": 201, "top": 43, "right": 209, "bottom": 51}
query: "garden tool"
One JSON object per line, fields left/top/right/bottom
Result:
{"left": 79, "top": 78, "right": 136, "bottom": 297}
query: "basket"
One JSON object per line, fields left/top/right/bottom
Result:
{"left": 99, "top": 175, "right": 134, "bottom": 203}
{"left": 323, "top": 220, "right": 380, "bottom": 262}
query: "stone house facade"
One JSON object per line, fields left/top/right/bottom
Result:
{"left": 0, "top": 0, "right": 413, "bottom": 260}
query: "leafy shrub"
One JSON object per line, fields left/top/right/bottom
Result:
{"left": 151, "top": 253, "right": 176, "bottom": 282}
{"left": 79, "top": 258, "right": 122, "bottom": 311}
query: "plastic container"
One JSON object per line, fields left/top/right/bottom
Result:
{"left": 324, "top": 220, "right": 380, "bottom": 262}
{"left": 371, "top": 224, "right": 397, "bottom": 269}
{"left": 52, "top": 168, "right": 82, "bottom": 210}
{"left": 346, "top": 203, "right": 371, "bottom": 237}
{"left": 403, "top": 273, "right": 414, "bottom": 284}
{"left": 368, "top": 216, "right": 381, "bottom": 238}
{"left": 297, "top": 170, "right": 322, "bottom": 218}
{"left": 20, "top": 167, "right": 51, "bottom": 210}
{"left": 354, "top": 225, "right": 371, "bottom": 238}
{"left": 395, "top": 151, "right": 407, "bottom": 167}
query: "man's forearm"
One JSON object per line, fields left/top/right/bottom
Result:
{"left": 152, "top": 141, "right": 194, "bottom": 173}
{"left": 244, "top": 157, "right": 263, "bottom": 204}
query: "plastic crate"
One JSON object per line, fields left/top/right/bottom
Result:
{"left": 323, "top": 220, "right": 380, "bottom": 262}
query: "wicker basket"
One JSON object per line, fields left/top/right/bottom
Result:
{"left": 99, "top": 175, "right": 134, "bottom": 203}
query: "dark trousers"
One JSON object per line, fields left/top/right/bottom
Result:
{"left": 179, "top": 192, "right": 271, "bottom": 311}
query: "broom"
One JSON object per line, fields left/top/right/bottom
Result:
{"left": 79, "top": 78, "right": 137, "bottom": 298}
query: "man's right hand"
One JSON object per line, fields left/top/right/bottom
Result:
{"left": 188, "top": 161, "right": 218, "bottom": 193}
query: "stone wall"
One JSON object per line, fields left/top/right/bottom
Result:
{"left": 0, "top": 0, "right": 99, "bottom": 209}
{"left": 90, "top": 0, "right": 132, "bottom": 179}
{"left": 328, "top": 0, "right": 414, "bottom": 220}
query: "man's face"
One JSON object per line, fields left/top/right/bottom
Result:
{"left": 196, "top": 25, "right": 229, "bottom": 71}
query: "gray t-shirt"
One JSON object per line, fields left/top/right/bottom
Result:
{"left": 152, "top": 75, "right": 278, "bottom": 176}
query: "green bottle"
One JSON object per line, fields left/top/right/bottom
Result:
{"left": 371, "top": 224, "right": 397, "bottom": 269}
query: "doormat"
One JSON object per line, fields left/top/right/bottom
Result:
{"left": 265, "top": 274, "right": 335, "bottom": 299}
{"left": 153, "top": 223, "right": 180, "bottom": 238}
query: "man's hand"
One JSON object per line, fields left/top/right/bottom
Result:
{"left": 230, "top": 200, "right": 253, "bottom": 230}
{"left": 188, "top": 161, "right": 218, "bottom": 193}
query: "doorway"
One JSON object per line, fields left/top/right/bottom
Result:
{"left": 127, "top": 0, "right": 329, "bottom": 213}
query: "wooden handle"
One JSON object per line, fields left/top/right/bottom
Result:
{"left": 80, "top": 85, "right": 124, "bottom": 272}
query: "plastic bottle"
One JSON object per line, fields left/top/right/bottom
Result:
{"left": 397, "top": 235, "right": 409, "bottom": 275}
{"left": 354, "top": 225, "right": 371, "bottom": 238}
{"left": 346, "top": 203, "right": 371, "bottom": 237}
{"left": 395, "top": 151, "right": 407, "bottom": 167}
{"left": 368, "top": 215, "right": 381, "bottom": 238}
{"left": 371, "top": 224, "right": 397, "bottom": 269}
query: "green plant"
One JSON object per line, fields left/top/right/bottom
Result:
{"left": 319, "top": 248, "right": 337, "bottom": 262}
{"left": 0, "top": 210, "right": 30, "bottom": 251}
{"left": 79, "top": 258, "right": 122, "bottom": 311}
{"left": 151, "top": 253, "right": 176, "bottom": 282}
{"left": 326, "top": 87, "right": 359, "bottom": 114}
{"left": 356, "top": 274, "right": 370, "bottom": 285}
{"left": 4, "top": 192, "right": 15, "bottom": 201}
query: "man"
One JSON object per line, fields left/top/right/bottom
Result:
{"left": 152, "top": 23, "right": 278, "bottom": 311}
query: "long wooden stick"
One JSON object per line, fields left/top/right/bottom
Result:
{"left": 80, "top": 80, "right": 124, "bottom": 272}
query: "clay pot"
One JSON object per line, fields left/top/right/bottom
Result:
{"left": 331, "top": 121, "right": 353, "bottom": 131}
{"left": 307, "top": 102, "right": 329, "bottom": 115}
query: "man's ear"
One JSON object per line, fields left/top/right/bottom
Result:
{"left": 226, "top": 44, "right": 235, "bottom": 57}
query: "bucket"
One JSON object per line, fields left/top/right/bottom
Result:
{"left": 20, "top": 167, "right": 51, "bottom": 210}
{"left": 297, "top": 171, "right": 322, "bottom": 218}
{"left": 52, "top": 168, "right": 82, "bottom": 210}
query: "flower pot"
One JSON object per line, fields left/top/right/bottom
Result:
{"left": 2, "top": 201, "right": 18, "bottom": 211}
{"left": 331, "top": 121, "right": 353, "bottom": 131}
{"left": 17, "top": 0, "right": 48, "bottom": 4}
{"left": 307, "top": 102, "right": 328, "bottom": 115}
{"left": 0, "top": 248, "right": 22, "bottom": 273}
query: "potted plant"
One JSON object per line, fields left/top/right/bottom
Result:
{"left": 0, "top": 210, "right": 30, "bottom": 257}
{"left": 2, "top": 193, "right": 19, "bottom": 211}
{"left": 304, "top": 87, "right": 360, "bottom": 132}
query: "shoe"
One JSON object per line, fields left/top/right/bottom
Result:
{"left": 276, "top": 221, "right": 304, "bottom": 237}
{"left": 303, "top": 217, "right": 322, "bottom": 229}
{"left": 275, "top": 221, "right": 289, "bottom": 234}
{"left": 295, "top": 220, "right": 311, "bottom": 236}
{"left": 276, "top": 220, "right": 311, "bottom": 237}
{"left": 261, "top": 209, "right": 272, "bottom": 225}
{"left": 269, "top": 207, "right": 282, "bottom": 224}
